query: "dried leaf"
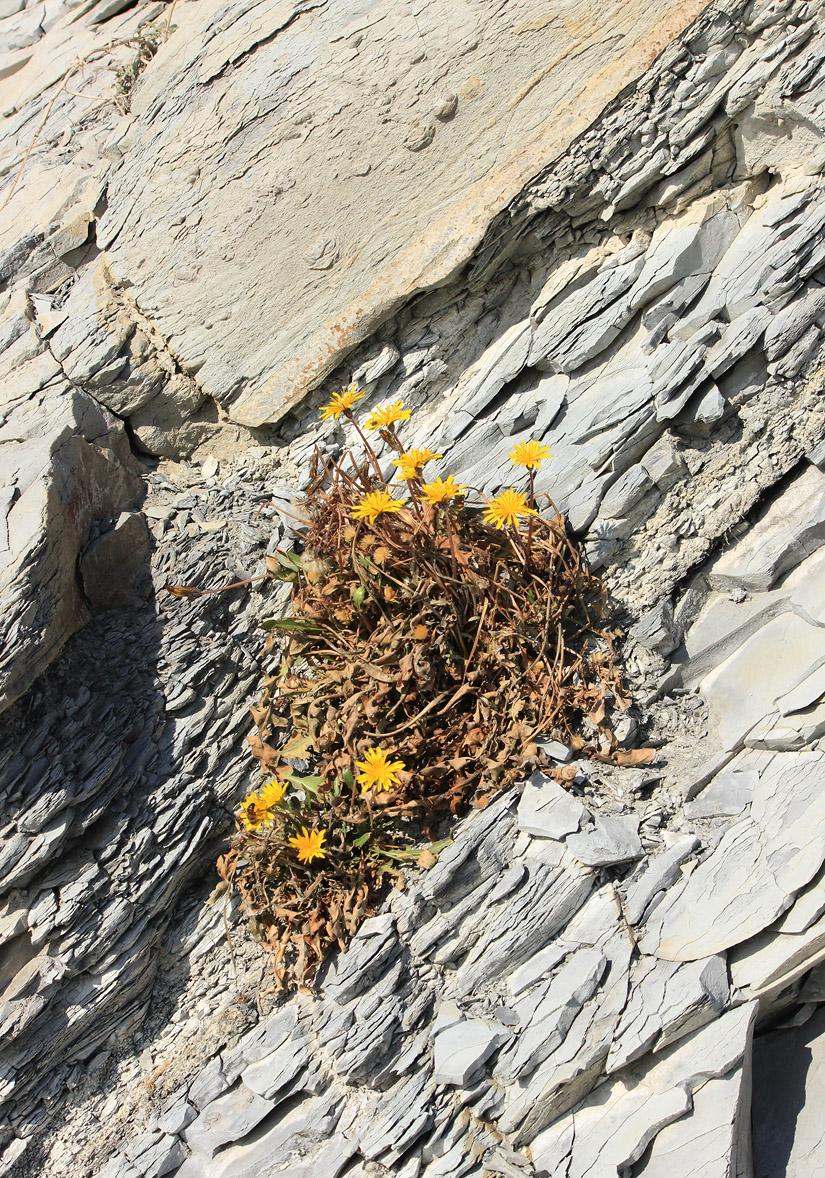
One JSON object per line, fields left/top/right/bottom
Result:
{"left": 613, "top": 748, "right": 657, "bottom": 766}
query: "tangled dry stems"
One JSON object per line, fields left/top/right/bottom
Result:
{"left": 204, "top": 403, "right": 640, "bottom": 991}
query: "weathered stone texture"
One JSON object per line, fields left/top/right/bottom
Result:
{"left": 2, "top": 0, "right": 825, "bottom": 1174}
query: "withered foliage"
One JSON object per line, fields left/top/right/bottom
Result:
{"left": 213, "top": 425, "right": 641, "bottom": 992}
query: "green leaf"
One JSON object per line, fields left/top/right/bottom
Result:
{"left": 341, "top": 768, "right": 355, "bottom": 788}
{"left": 260, "top": 617, "right": 323, "bottom": 633}
{"left": 282, "top": 772, "right": 324, "bottom": 798}
{"left": 428, "top": 838, "right": 453, "bottom": 855}
{"left": 353, "top": 832, "right": 371, "bottom": 848}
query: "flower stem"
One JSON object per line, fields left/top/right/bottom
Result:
{"left": 346, "top": 410, "right": 386, "bottom": 486}
{"left": 526, "top": 468, "right": 536, "bottom": 570}
{"left": 444, "top": 508, "right": 458, "bottom": 580}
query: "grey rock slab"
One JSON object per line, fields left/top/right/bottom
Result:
{"left": 124, "top": 1131, "right": 186, "bottom": 1178}
{"left": 774, "top": 861, "right": 825, "bottom": 935}
{"left": 704, "top": 304, "right": 772, "bottom": 376}
{"left": 623, "top": 836, "right": 700, "bottom": 926}
{"left": 628, "top": 199, "right": 739, "bottom": 313}
{"left": 232, "top": 1006, "right": 299, "bottom": 1067}
{"left": 691, "top": 381, "right": 725, "bottom": 426}
{"left": 358, "top": 1070, "right": 433, "bottom": 1162}
{"left": 241, "top": 1034, "right": 309, "bottom": 1099}
{"left": 495, "top": 946, "right": 606, "bottom": 1083}
{"left": 188, "top": 1056, "right": 231, "bottom": 1111}
{"left": 94, "top": 0, "right": 710, "bottom": 429}
{"left": 507, "top": 943, "right": 569, "bottom": 998}
{"left": 517, "top": 770, "right": 587, "bottom": 840}
{"left": 600, "top": 463, "right": 653, "bottom": 519}
{"left": 730, "top": 906, "right": 825, "bottom": 999}
{"left": 177, "top": 1096, "right": 336, "bottom": 1178}
{"left": 642, "top": 751, "right": 825, "bottom": 961}
{"left": 785, "top": 544, "right": 825, "bottom": 626}
{"left": 79, "top": 511, "right": 151, "bottom": 611}
{"left": 683, "top": 770, "right": 757, "bottom": 820}
{"left": 631, "top": 599, "right": 680, "bottom": 656}
{"left": 158, "top": 1095, "right": 197, "bottom": 1136}
{"left": 531, "top": 1003, "right": 757, "bottom": 1178}
{"left": 0, "top": 379, "right": 142, "bottom": 713}
{"left": 454, "top": 854, "right": 593, "bottom": 996}
{"left": 640, "top": 432, "right": 687, "bottom": 490}
{"left": 535, "top": 739, "right": 573, "bottom": 764}
{"left": 431, "top": 1003, "right": 509, "bottom": 1086}
{"left": 700, "top": 612, "right": 825, "bottom": 753}
{"left": 752, "top": 1006, "right": 825, "bottom": 1178}
{"left": 635, "top": 1065, "right": 752, "bottom": 1178}
{"left": 708, "top": 463, "right": 825, "bottom": 592}
{"left": 606, "top": 954, "right": 728, "bottom": 1073}
{"left": 530, "top": 1079, "right": 691, "bottom": 1178}
{"left": 184, "top": 1083, "right": 275, "bottom": 1159}
{"left": 457, "top": 320, "right": 533, "bottom": 418}
{"left": 566, "top": 815, "right": 643, "bottom": 867}
{"left": 763, "top": 284, "right": 825, "bottom": 361}
{"left": 322, "top": 913, "right": 398, "bottom": 1005}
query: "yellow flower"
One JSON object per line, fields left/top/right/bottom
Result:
{"left": 509, "top": 440, "right": 553, "bottom": 470}
{"left": 364, "top": 401, "right": 411, "bottom": 431}
{"left": 482, "top": 488, "right": 537, "bottom": 529}
{"left": 289, "top": 826, "right": 327, "bottom": 864}
{"left": 356, "top": 746, "right": 406, "bottom": 794}
{"left": 319, "top": 384, "right": 365, "bottom": 421}
{"left": 351, "top": 489, "right": 406, "bottom": 525}
{"left": 239, "top": 779, "right": 286, "bottom": 832}
{"left": 421, "top": 475, "right": 466, "bottom": 506}
{"left": 392, "top": 448, "right": 443, "bottom": 481}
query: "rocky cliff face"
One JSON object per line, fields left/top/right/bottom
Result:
{"left": 2, "top": 0, "right": 825, "bottom": 1175}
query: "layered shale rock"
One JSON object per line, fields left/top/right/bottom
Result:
{"left": 3, "top": 0, "right": 825, "bottom": 1175}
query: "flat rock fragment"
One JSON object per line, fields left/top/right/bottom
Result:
{"left": 635, "top": 1066, "right": 751, "bottom": 1178}
{"left": 684, "top": 770, "right": 757, "bottom": 819}
{"left": 530, "top": 1003, "right": 757, "bottom": 1178}
{"left": 643, "top": 752, "right": 825, "bottom": 961}
{"left": 567, "top": 815, "right": 643, "bottom": 867}
{"left": 184, "top": 1084, "right": 275, "bottom": 1159}
{"left": 700, "top": 613, "right": 825, "bottom": 752}
{"left": 623, "top": 836, "right": 701, "bottom": 926}
{"left": 518, "top": 770, "right": 588, "bottom": 840}
{"left": 431, "top": 1001, "right": 509, "bottom": 1087}
{"left": 496, "top": 947, "right": 606, "bottom": 1083}
{"left": 708, "top": 464, "right": 825, "bottom": 591}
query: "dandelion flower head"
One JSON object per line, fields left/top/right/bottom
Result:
{"left": 319, "top": 384, "right": 365, "bottom": 421}
{"left": 509, "top": 440, "right": 553, "bottom": 470}
{"left": 482, "top": 488, "right": 537, "bottom": 529}
{"left": 239, "top": 778, "right": 286, "bottom": 831}
{"left": 392, "top": 447, "right": 443, "bottom": 481}
{"left": 289, "top": 826, "right": 327, "bottom": 864}
{"left": 351, "top": 489, "right": 406, "bottom": 525}
{"left": 356, "top": 746, "right": 406, "bottom": 794}
{"left": 364, "top": 400, "right": 412, "bottom": 431}
{"left": 421, "top": 475, "right": 466, "bottom": 506}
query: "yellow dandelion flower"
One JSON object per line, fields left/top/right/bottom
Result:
{"left": 289, "top": 826, "right": 327, "bottom": 864}
{"left": 421, "top": 475, "right": 466, "bottom": 506}
{"left": 482, "top": 488, "right": 538, "bottom": 529}
{"left": 509, "top": 440, "right": 553, "bottom": 470}
{"left": 356, "top": 746, "right": 406, "bottom": 794}
{"left": 392, "top": 447, "right": 443, "bottom": 481}
{"left": 319, "top": 384, "right": 365, "bottom": 421}
{"left": 351, "top": 489, "right": 406, "bottom": 525}
{"left": 364, "top": 400, "right": 412, "bottom": 431}
{"left": 239, "top": 778, "right": 286, "bottom": 832}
